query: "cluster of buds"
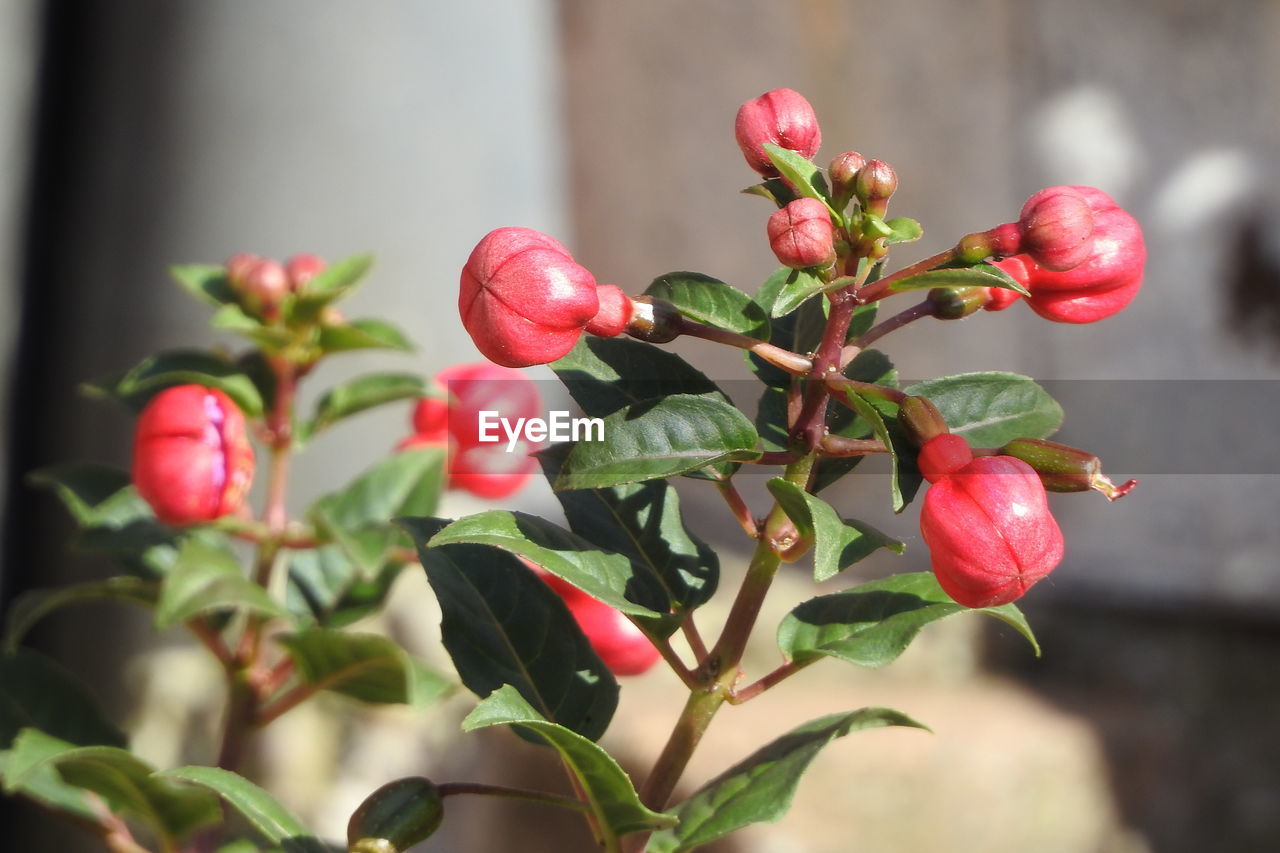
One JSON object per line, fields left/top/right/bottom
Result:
{"left": 132, "top": 385, "right": 255, "bottom": 525}
{"left": 225, "top": 252, "right": 328, "bottom": 322}
{"left": 399, "top": 362, "right": 541, "bottom": 499}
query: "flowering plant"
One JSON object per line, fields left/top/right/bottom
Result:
{"left": 1, "top": 88, "right": 1140, "bottom": 852}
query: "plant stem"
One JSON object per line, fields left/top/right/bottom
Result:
{"left": 842, "top": 299, "right": 935, "bottom": 363}
{"left": 715, "top": 480, "right": 759, "bottom": 539}
{"left": 854, "top": 246, "right": 957, "bottom": 303}
{"left": 635, "top": 685, "right": 727, "bottom": 815}
{"left": 437, "top": 782, "right": 590, "bottom": 813}
{"left": 728, "top": 658, "right": 815, "bottom": 704}
{"left": 674, "top": 316, "right": 813, "bottom": 375}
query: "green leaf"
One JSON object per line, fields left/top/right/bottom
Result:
{"left": 303, "top": 372, "right": 426, "bottom": 441}
{"left": 767, "top": 268, "right": 832, "bottom": 318}
{"left": 648, "top": 708, "right": 928, "bottom": 853}
{"left": 3, "top": 731, "right": 220, "bottom": 842}
{"left": 826, "top": 385, "right": 907, "bottom": 512}
{"left": 285, "top": 546, "right": 406, "bottom": 629}
{"left": 316, "top": 318, "right": 414, "bottom": 354}
{"left": 403, "top": 521, "right": 618, "bottom": 742}
{"left": 552, "top": 336, "right": 726, "bottom": 419}
{"left": 427, "top": 511, "right": 673, "bottom": 632}
{"left": 765, "top": 480, "right": 904, "bottom": 582}
{"left": 275, "top": 629, "right": 451, "bottom": 707}
{"left": 0, "top": 650, "right": 126, "bottom": 748}
{"left": 310, "top": 447, "right": 446, "bottom": 576}
{"left": 157, "top": 766, "right": 329, "bottom": 853}
{"left": 886, "top": 263, "right": 1031, "bottom": 296}
{"left": 777, "top": 571, "right": 1040, "bottom": 668}
{"left": 4, "top": 577, "right": 158, "bottom": 652}
{"left": 643, "top": 272, "right": 769, "bottom": 340}
{"left": 170, "top": 263, "right": 238, "bottom": 307}
{"left": 904, "top": 372, "right": 1064, "bottom": 447}
{"left": 82, "top": 349, "right": 265, "bottom": 417}
{"left": 761, "top": 143, "right": 838, "bottom": 219}
{"left": 0, "top": 738, "right": 96, "bottom": 821}
{"left": 288, "top": 253, "right": 375, "bottom": 322}
{"left": 464, "top": 686, "right": 673, "bottom": 842}
{"left": 210, "top": 304, "right": 293, "bottom": 350}
{"left": 154, "top": 540, "right": 285, "bottom": 629}
{"left": 740, "top": 177, "right": 799, "bottom": 207}
{"left": 539, "top": 446, "right": 718, "bottom": 614}
{"left": 749, "top": 275, "right": 826, "bottom": 387}
{"left": 883, "top": 216, "right": 923, "bottom": 244}
{"left": 554, "top": 395, "right": 760, "bottom": 491}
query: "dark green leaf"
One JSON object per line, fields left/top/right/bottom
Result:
{"left": 4, "top": 577, "right": 158, "bottom": 652}
{"left": 464, "top": 686, "right": 673, "bottom": 841}
{"left": 0, "top": 650, "right": 126, "bottom": 748}
{"left": 157, "top": 766, "right": 329, "bottom": 853}
{"left": 740, "top": 177, "right": 799, "bottom": 208}
{"left": 0, "top": 740, "right": 96, "bottom": 821}
{"left": 644, "top": 272, "right": 769, "bottom": 340}
{"left": 275, "top": 629, "right": 451, "bottom": 707}
{"left": 316, "top": 318, "right": 414, "bottom": 354}
{"left": 401, "top": 519, "right": 617, "bottom": 742}
{"left": 886, "top": 264, "right": 1030, "bottom": 296}
{"left": 285, "top": 546, "right": 406, "bottom": 629}
{"left": 648, "top": 708, "right": 928, "bottom": 852}
{"left": 883, "top": 217, "right": 923, "bottom": 244}
{"left": 170, "top": 264, "right": 237, "bottom": 307}
{"left": 82, "top": 349, "right": 265, "bottom": 417}
{"left": 904, "top": 372, "right": 1063, "bottom": 447}
{"left": 827, "top": 385, "right": 906, "bottom": 512}
{"left": 768, "top": 268, "right": 832, "bottom": 318}
{"left": 754, "top": 386, "right": 790, "bottom": 453}
{"left": 427, "top": 511, "right": 671, "bottom": 632}
{"left": 554, "top": 395, "right": 760, "bottom": 490}
{"left": 303, "top": 372, "right": 426, "bottom": 441}
{"left": 288, "top": 254, "right": 375, "bottom": 322}
{"left": 3, "top": 731, "right": 220, "bottom": 842}
{"left": 761, "top": 144, "right": 838, "bottom": 219}
{"left": 539, "top": 446, "right": 718, "bottom": 613}
{"left": 154, "top": 540, "right": 285, "bottom": 629}
{"left": 749, "top": 276, "right": 826, "bottom": 388}
{"left": 765, "top": 480, "right": 903, "bottom": 582}
{"left": 552, "top": 337, "right": 725, "bottom": 419}
{"left": 777, "top": 571, "right": 1040, "bottom": 668}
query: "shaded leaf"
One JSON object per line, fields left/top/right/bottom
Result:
{"left": 464, "top": 686, "right": 673, "bottom": 842}
{"left": 154, "top": 540, "right": 285, "bottom": 629}
{"left": 82, "top": 348, "right": 265, "bottom": 417}
{"left": 648, "top": 708, "right": 927, "bottom": 852}
{"left": 0, "top": 650, "right": 126, "bottom": 748}
{"left": 275, "top": 629, "right": 451, "bottom": 707}
{"left": 777, "top": 571, "right": 1040, "bottom": 668}
{"left": 766, "top": 480, "right": 904, "bottom": 582}
{"left": 285, "top": 546, "right": 406, "bottom": 629}
{"left": 644, "top": 272, "right": 769, "bottom": 340}
{"left": 552, "top": 336, "right": 726, "bottom": 419}
{"left": 402, "top": 520, "right": 617, "bottom": 742}
{"left": 170, "top": 263, "right": 237, "bottom": 307}
{"left": 158, "top": 766, "right": 329, "bottom": 853}
{"left": 904, "top": 372, "right": 1063, "bottom": 447}
{"left": 554, "top": 395, "right": 760, "bottom": 490}
{"left": 4, "top": 576, "right": 158, "bottom": 651}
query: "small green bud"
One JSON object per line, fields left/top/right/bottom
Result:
{"left": 898, "top": 395, "right": 949, "bottom": 447}
{"left": 927, "top": 286, "right": 989, "bottom": 320}
{"left": 998, "top": 438, "right": 1137, "bottom": 500}
{"left": 347, "top": 777, "right": 443, "bottom": 853}
{"left": 624, "top": 296, "right": 682, "bottom": 344}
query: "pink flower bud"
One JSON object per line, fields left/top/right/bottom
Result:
{"left": 537, "top": 571, "right": 660, "bottom": 676}
{"left": 224, "top": 253, "right": 261, "bottom": 289}
{"left": 767, "top": 198, "right": 836, "bottom": 269}
{"left": 459, "top": 227, "right": 604, "bottom": 367}
{"left": 585, "top": 284, "right": 634, "bottom": 337}
{"left": 853, "top": 159, "right": 898, "bottom": 216}
{"left": 827, "top": 151, "right": 867, "bottom": 202}
{"left": 133, "top": 385, "right": 255, "bottom": 526}
{"left": 988, "top": 187, "right": 1144, "bottom": 323}
{"left": 734, "top": 88, "right": 822, "bottom": 178}
{"left": 916, "top": 434, "right": 973, "bottom": 484}
{"left": 1016, "top": 187, "right": 1095, "bottom": 272}
{"left": 399, "top": 362, "right": 542, "bottom": 500}
{"left": 285, "top": 253, "right": 327, "bottom": 290}
{"left": 226, "top": 254, "right": 288, "bottom": 320}
{"left": 920, "top": 455, "right": 1064, "bottom": 608}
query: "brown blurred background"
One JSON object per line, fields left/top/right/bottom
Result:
{"left": 2, "top": 1, "right": 1279, "bottom": 851}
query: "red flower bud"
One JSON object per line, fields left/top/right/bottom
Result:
{"left": 585, "top": 284, "right": 633, "bottom": 337}
{"left": 767, "top": 198, "right": 836, "bottom": 269}
{"left": 1016, "top": 187, "right": 1095, "bottom": 272}
{"left": 987, "top": 187, "right": 1144, "bottom": 323}
{"left": 284, "top": 253, "right": 327, "bottom": 291}
{"left": 853, "top": 159, "right": 898, "bottom": 216}
{"left": 734, "top": 88, "right": 822, "bottom": 178}
{"left": 920, "top": 454, "right": 1064, "bottom": 608}
{"left": 460, "top": 227, "right": 620, "bottom": 367}
{"left": 133, "top": 385, "right": 255, "bottom": 526}
{"left": 827, "top": 151, "right": 866, "bottom": 203}
{"left": 400, "top": 362, "right": 541, "bottom": 500}
{"left": 916, "top": 433, "right": 973, "bottom": 483}
{"left": 537, "top": 571, "right": 660, "bottom": 676}
{"left": 227, "top": 254, "right": 288, "bottom": 320}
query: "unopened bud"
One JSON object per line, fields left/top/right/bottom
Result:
{"left": 285, "top": 252, "right": 327, "bottom": 291}
{"left": 998, "top": 438, "right": 1137, "bottom": 500}
{"left": 625, "top": 296, "right": 682, "bottom": 344}
{"left": 854, "top": 159, "right": 897, "bottom": 217}
{"left": 239, "top": 258, "right": 288, "bottom": 321}
{"left": 767, "top": 198, "right": 836, "bottom": 269}
{"left": 1017, "top": 187, "right": 1095, "bottom": 272}
{"left": 828, "top": 151, "right": 866, "bottom": 207}
{"left": 347, "top": 777, "right": 443, "bottom": 853}
{"left": 899, "top": 395, "right": 950, "bottom": 449}
{"left": 585, "top": 284, "right": 634, "bottom": 337}
{"left": 927, "top": 286, "right": 989, "bottom": 320}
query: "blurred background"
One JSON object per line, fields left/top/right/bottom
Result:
{"left": 2, "top": 1, "right": 1279, "bottom": 850}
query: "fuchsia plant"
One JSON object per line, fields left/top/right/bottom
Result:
{"left": 1, "top": 87, "right": 1143, "bottom": 853}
